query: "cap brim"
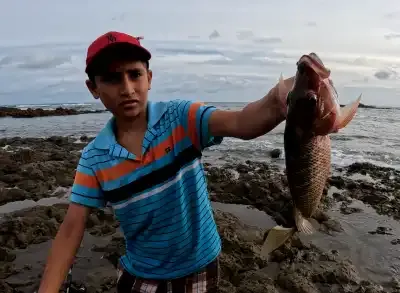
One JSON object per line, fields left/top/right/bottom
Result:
{"left": 85, "top": 42, "right": 151, "bottom": 74}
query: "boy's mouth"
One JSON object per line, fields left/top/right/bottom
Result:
{"left": 119, "top": 100, "right": 139, "bottom": 107}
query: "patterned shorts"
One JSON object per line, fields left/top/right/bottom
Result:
{"left": 116, "top": 258, "right": 220, "bottom": 293}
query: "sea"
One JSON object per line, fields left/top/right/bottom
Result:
{"left": 0, "top": 38, "right": 399, "bottom": 170}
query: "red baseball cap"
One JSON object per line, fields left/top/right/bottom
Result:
{"left": 85, "top": 31, "right": 151, "bottom": 73}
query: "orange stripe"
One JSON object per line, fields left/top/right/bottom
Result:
{"left": 97, "top": 125, "right": 187, "bottom": 183}
{"left": 74, "top": 171, "right": 99, "bottom": 189}
{"left": 142, "top": 125, "right": 186, "bottom": 164}
{"left": 187, "top": 102, "right": 203, "bottom": 148}
{"left": 96, "top": 160, "right": 142, "bottom": 183}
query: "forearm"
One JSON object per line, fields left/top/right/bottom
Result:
{"left": 235, "top": 85, "right": 287, "bottom": 140}
{"left": 38, "top": 220, "right": 85, "bottom": 293}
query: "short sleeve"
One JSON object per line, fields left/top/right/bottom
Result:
{"left": 69, "top": 154, "right": 106, "bottom": 208}
{"left": 176, "top": 100, "right": 223, "bottom": 151}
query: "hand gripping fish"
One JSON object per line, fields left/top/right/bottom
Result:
{"left": 261, "top": 53, "right": 361, "bottom": 257}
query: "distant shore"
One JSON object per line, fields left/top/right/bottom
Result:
{"left": 0, "top": 106, "right": 106, "bottom": 118}
{"left": 0, "top": 102, "right": 397, "bottom": 118}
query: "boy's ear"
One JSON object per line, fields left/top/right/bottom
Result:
{"left": 86, "top": 79, "right": 99, "bottom": 99}
{"left": 147, "top": 69, "right": 152, "bottom": 90}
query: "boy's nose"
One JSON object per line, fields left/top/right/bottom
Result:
{"left": 120, "top": 73, "right": 135, "bottom": 96}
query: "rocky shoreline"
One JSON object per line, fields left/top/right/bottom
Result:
{"left": 0, "top": 102, "right": 398, "bottom": 119}
{"left": 0, "top": 107, "right": 106, "bottom": 118}
{"left": 0, "top": 136, "right": 399, "bottom": 293}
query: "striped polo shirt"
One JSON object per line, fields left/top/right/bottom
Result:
{"left": 69, "top": 99, "right": 223, "bottom": 279}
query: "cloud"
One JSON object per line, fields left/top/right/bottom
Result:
{"left": 383, "top": 11, "right": 400, "bottom": 19}
{"left": 305, "top": 21, "right": 317, "bottom": 27}
{"left": 384, "top": 33, "right": 400, "bottom": 40}
{"left": 236, "top": 30, "right": 254, "bottom": 40}
{"left": 374, "top": 69, "right": 397, "bottom": 80}
{"left": 253, "top": 37, "right": 282, "bottom": 44}
{"left": 209, "top": 30, "right": 220, "bottom": 40}
{"left": 235, "top": 29, "right": 282, "bottom": 45}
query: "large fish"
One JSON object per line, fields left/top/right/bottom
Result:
{"left": 261, "top": 53, "right": 361, "bottom": 256}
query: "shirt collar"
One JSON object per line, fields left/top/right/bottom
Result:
{"left": 93, "top": 100, "right": 167, "bottom": 150}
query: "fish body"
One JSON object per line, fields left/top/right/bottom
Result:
{"left": 261, "top": 53, "right": 361, "bottom": 256}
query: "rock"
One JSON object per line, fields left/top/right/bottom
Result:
{"left": 0, "top": 106, "right": 106, "bottom": 118}
{"left": 84, "top": 267, "right": 117, "bottom": 293}
{"left": 269, "top": 148, "right": 281, "bottom": 159}
{"left": 0, "top": 280, "right": 13, "bottom": 293}
{"left": 0, "top": 137, "right": 84, "bottom": 205}
{"left": 390, "top": 239, "right": 400, "bottom": 245}
{"left": 0, "top": 204, "right": 118, "bottom": 251}
{"left": 368, "top": 226, "right": 393, "bottom": 236}
{"left": 0, "top": 187, "right": 30, "bottom": 205}
{"left": 0, "top": 248, "right": 16, "bottom": 262}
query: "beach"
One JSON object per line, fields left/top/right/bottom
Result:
{"left": 3, "top": 1, "right": 400, "bottom": 292}
{"left": 0, "top": 124, "right": 400, "bottom": 293}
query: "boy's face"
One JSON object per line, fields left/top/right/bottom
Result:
{"left": 86, "top": 58, "right": 152, "bottom": 120}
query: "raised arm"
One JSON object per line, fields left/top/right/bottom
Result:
{"left": 208, "top": 76, "right": 294, "bottom": 140}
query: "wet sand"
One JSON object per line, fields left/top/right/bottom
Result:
{"left": 0, "top": 136, "right": 400, "bottom": 293}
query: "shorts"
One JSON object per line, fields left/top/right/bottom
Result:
{"left": 116, "top": 258, "right": 220, "bottom": 293}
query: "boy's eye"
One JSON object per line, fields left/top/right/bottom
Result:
{"left": 128, "top": 70, "right": 142, "bottom": 79}
{"left": 100, "top": 72, "right": 121, "bottom": 83}
{"left": 100, "top": 70, "right": 142, "bottom": 83}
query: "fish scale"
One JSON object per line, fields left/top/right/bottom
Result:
{"left": 285, "top": 135, "right": 331, "bottom": 218}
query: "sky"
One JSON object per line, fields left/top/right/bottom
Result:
{"left": 1, "top": 0, "right": 400, "bottom": 106}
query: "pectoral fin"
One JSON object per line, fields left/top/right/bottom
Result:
{"left": 260, "top": 225, "right": 296, "bottom": 257}
{"left": 334, "top": 95, "right": 362, "bottom": 131}
{"left": 294, "top": 207, "right": 315, "bottom": 235}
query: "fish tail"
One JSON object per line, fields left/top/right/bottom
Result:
{"left": 260, "top": 225, "right": 296, "bottom": 257}
{"left": 294, "top": 207, "right": 315, "bottom": 235}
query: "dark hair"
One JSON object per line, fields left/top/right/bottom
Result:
{"left": 86, "top": 43, "right": 150, "bottom": 84}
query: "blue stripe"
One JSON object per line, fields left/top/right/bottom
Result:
{"left": 115, "top": 162, "right": 204, "bottom": 218}
{"left": 90, "top": 157, "right": 125, "bottom": 171}
{"left": 76, "top": 163, "right": 95, "bottom": 175}
{"left": 120, "top": 180, "right": 208, "bottom": 237}
{"left": 71, "top": 184, "right": 102, "bottom": 198}
{"left": 176, "top": 100, "right": 191, "bottom": 132}
{"left": 129, "top": 227, "right": 216, "bottom": 268}
{"left": 70, "top": 192, "right": 105, "bottom": 208}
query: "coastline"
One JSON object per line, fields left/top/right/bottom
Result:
{"left": 0, "top": 136, "right": 400, "bottom": 293}
{"left": 0, "top": 101, "right": 398, "bottom": 119}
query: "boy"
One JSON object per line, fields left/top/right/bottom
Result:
{"left": 38, "top": 31, "right": 290, "bottom": 293}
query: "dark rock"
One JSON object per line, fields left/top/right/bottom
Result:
{"left": 0, "top": 106, "right": 106, "bottom": 118}
{"left": 269, "top": 148, "right": 281, "bottom": 159}
{"left": 391, "top": 239, "right": 400, "bottom": 245}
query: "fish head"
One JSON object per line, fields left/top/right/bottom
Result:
{"left": 285, "top": 52, "right": 361, "bottom": 135}
{"left": 286, "top": 52, "right": 332, "bottom": 133}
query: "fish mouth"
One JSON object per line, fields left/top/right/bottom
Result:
{"left": 297, "top": 61, "right": 321, "bottom": 95}
{"left": 297, "top": 53, "right": 330, "bottom": 79}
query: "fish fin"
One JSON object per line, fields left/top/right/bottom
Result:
{"left": 260, "top": 225, "right": 296, "bottom": 257}
{"left": 278, "top": 73, "right": 288, "bottom": 104}
{"left": 277, "top": 74, "right": 296, "bottom": 104}
{"left": 294, "top": 208, "right": 315, "bottom": 235}
{"left": 335, "top": 94, "right": 362, "bottom": 130}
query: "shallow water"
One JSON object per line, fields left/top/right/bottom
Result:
{"left": 1, "top": 188, "right": 399, "bottom": 287}
{"left": 213, "top": 197, "right": 400, "bottom": 286}
{"left": 5, "top": 231, "right": 115, "bottom": 293}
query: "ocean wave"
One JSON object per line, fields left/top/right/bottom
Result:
{"left": 0, "top": 53, "right": 79, "bottom": 71}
